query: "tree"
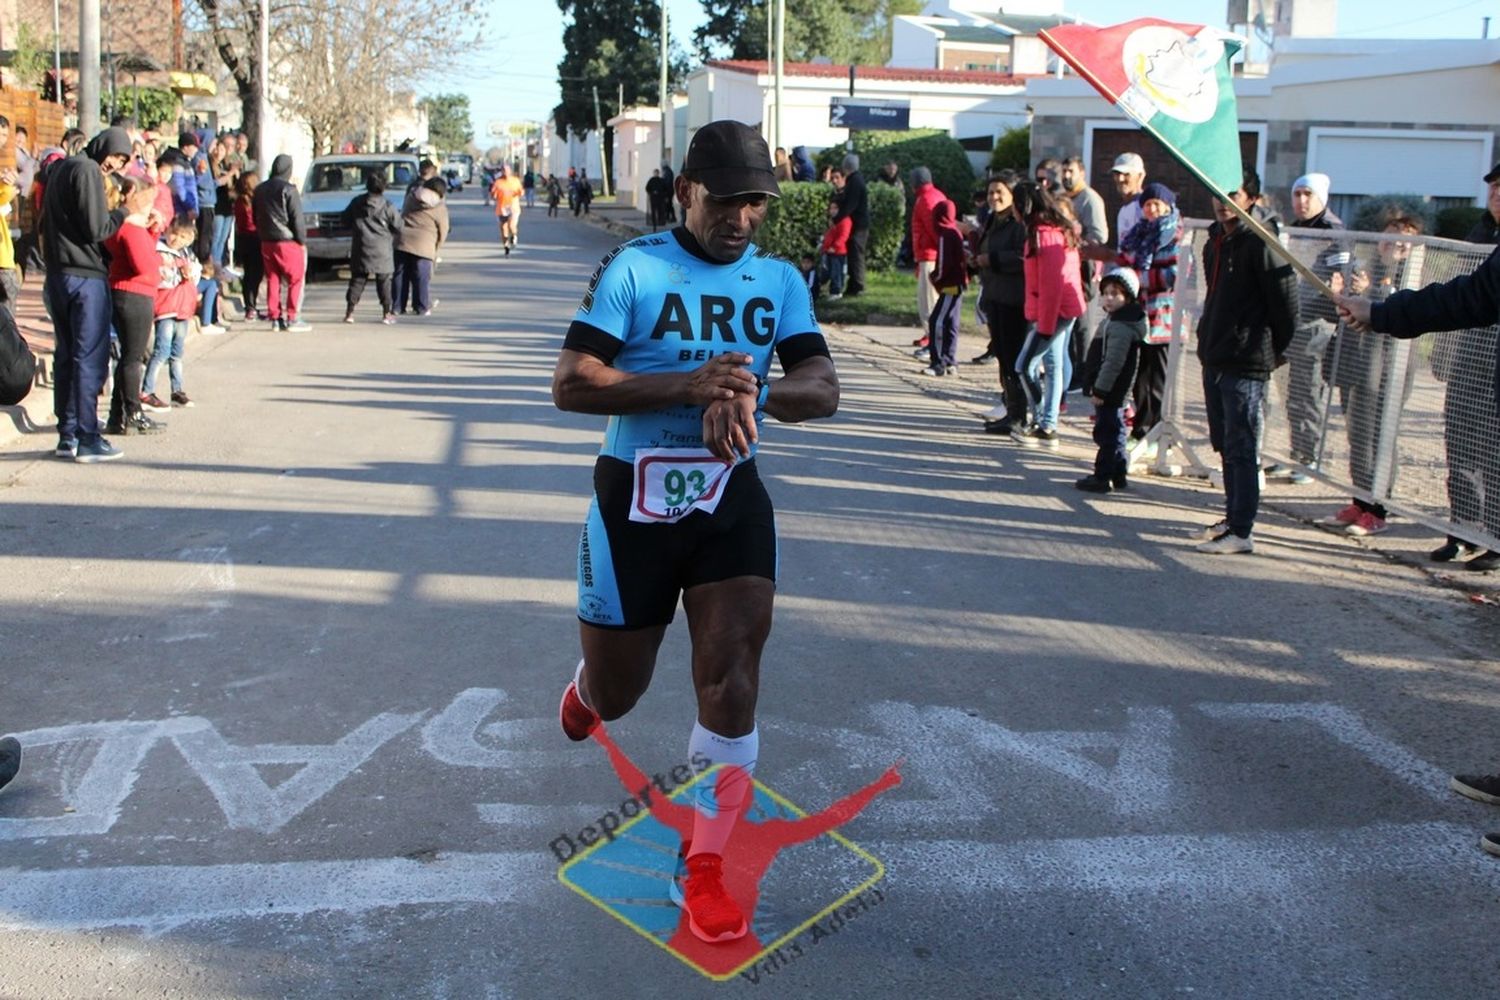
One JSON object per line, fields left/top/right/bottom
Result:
{"left": 420, "top": 94, "right": 473, "bottom": 152}
{"left": 554, "top": 0, "right": 665, "bottom": 140}
{"left": 191, "top": 0, "right": 486, "bottom": 159}
{"left": 694, "top": 0, "right": 921, "bottom": 65}
{"left": 7, "top": 22, "right": 53, "bottom": 92}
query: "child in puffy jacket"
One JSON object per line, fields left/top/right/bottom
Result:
{"left": 142, "top": 217, "right": 200, "bottom": 411}
{"left": 818, "top": 199, "right": 851, "bottom": 298}
{"left": 1077, "top": 268, "right": 1149, "bottom": 493}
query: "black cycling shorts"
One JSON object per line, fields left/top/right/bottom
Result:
{"left": 576, "top": 456, "right": 777, "bottom": 629}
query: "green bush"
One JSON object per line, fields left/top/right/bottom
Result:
{"left": 814, "top": 129, "right": 975, "bottom": 206}
{"left": 866, "top": 183, "right": 905, "bottom": 271}
{"left": 756, "top": 180, "right": 906, "bottom": 272}
{"left": 1349, "top": 194, "right": 1436, "bottom": 233}
{"left": 1436, "top": 205, "right": 1486, "bottom": 240}
{"left": 989, "top": 126, "right": 1029, "bottom": 173}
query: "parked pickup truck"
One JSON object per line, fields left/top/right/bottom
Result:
{"left": 302, "top": 153, "right": 421, "bottom": 267}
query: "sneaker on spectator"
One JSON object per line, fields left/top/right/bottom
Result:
{"left": 1344, "top": 511, "right": 1387, "bottom": 536}
{"left": 945, "top": 365, "right": 959, "bottom": 376}
{"left": 1264, "top": 462, "right": 1292, "bottom": 478}
{"left": 1199, "top": 519, "right": 1230, "bottom": 539}
{"left": 1431, "top": 538, "right": 1479, "bottom": 562}
{"left": 1452, "top": 773, "right": 1500, "bottom": 805}
{"left": 1467, "top": 550, "right": 1500, "bottom": 573}
{"left": 55, "top": 436, "right": 77, "bottom": 459}
{"left": 74, "top": 438, "right": 124, "bottom": 464}
{"left": 983, "top": 418, "right": 1013, "bottom": 435}
{"left": 171, "top": 392, "right": 194, "bottom": 408}
{"left": 105, "top": 413, "right": 165, "bottom": 436}
{"left": 911, "top": 346, "right": 928, "bottom": 359}
{"left": 1288, "top": 468, "right": 1314, "bottom": 485}
{"left": 140, "top": 393, "right": 171, "bottom": 413}
{"left": 382, "top": 313, "right": 397, "bottom": 325}
{"left": 200, "top": 324, "right": 226, "bottom": 336}
{"left": 981, "top": 402, "right": 1007, "bottom": 420}
{"left": 1319, "top": 504, "right": 1363, "bottom": 528}
{"left": 221, "top": 265, "right": 243, "bottom": 281}
{"left": 343, "top": 313, "right": 355, "bottom": 324}
{"left": 970, "top": 350, "right": 995, "bottom": 364}
{"left": 244, "top": 308, "right": 256, "bottom": 322}
{"left": 1015, "top": 426, "right": 1059, "bottom": 450}
{"left": 287, "top": 320, "right": 313, "bottom": 333}
{"left": 920, "top": 365, "right": 944, "bottom": 376}
{"left": 912, "top": 335, "right": 929, "bottom": 348}
{"left": 1075, "top": 475, "right": 1112, "bottom": 493}
{"left": 1197, "top": 530, "right": 1253, "bottom": 555}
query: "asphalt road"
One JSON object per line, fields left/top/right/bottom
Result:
{"left": 2, "top": 192, "right": 1498, "bottom": 999}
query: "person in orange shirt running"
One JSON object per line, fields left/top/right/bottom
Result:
{"left": 490, "top": 163, "right": 523, "bottom": 256}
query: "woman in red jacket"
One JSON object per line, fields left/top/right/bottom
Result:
{"left": 1011, "top": 182, "right": 1085, "bottom": 449}
{"left": 103, "top": 175, "right": 167, "bottom": 436}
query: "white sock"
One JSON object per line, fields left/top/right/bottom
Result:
{"left": 573, "top": 658, "right": 592, "bottom": 709}
{"left": 686, "top": 721, "right": 758, "bottom": 859}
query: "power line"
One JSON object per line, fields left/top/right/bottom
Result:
{"left": 1342, "top": 0, "right": 1490, "bottom": 36}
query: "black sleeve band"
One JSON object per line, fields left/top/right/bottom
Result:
{"left": 563, "top": 320, "right": 624, "bottom": 363}
{"left": 775, "top": 332, "right": 831, "bottom": 371}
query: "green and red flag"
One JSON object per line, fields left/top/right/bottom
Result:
{"left": 1039, "top": 19, "right": 1245, "bottom": 197}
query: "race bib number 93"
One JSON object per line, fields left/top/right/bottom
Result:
{"left": 630, "top": 448, "right": 735, "bottom": 524}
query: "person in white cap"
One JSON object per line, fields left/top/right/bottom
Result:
{"left": 1277, "top": 172, "right": 1350, "bottom": 484}
{"left": 1110, "top": 152, "right": 1146, "bottom": 243}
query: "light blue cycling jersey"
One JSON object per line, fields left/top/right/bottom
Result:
{"left": 564, "top": 228, "right": 825, "bottom": 461}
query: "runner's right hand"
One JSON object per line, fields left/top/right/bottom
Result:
{"left": 686, "top": 353, "right": 757, "bottom": 406}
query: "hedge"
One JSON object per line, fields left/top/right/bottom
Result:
{"left": 1349, "top": 194, "right": 1436, "bottom": 233}
{"left": 1436, "top": 205, "right": 1486, "bottom": 240}
{"left": 756, "top": 181, "right": 905, "bottom": 271}
{"left": 813, "top": 129, "right": 975, "bottom": 207}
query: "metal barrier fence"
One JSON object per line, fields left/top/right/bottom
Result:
{"left": 1148, "top": 220, "right": 1500, "bottom": 553}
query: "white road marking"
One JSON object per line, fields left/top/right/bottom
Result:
{"left": 169, "top": 712, "right": 424, "bottom": 832}
{"left": 0, "top": 850, "right": 539, "bottom": 935}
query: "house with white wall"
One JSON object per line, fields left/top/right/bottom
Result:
{"left": 891, "top": 2, "right": 1080, "bottom": 75}
{"left": 679, "top": 59, "right": 1034, "bottom": 174}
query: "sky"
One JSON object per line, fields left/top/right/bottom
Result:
{"left": 450, "top": 0, "right": 1499, "bottom": 147}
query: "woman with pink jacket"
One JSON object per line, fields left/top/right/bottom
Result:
{"left": 1010, "top": 182, "right": 1086, "bottom": 449}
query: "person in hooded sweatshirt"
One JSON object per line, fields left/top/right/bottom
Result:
{"left": 922, "top": 199, "right": 968, "bottom": 376}
{"left": 253, "top": 153, "right": 310, "bottom": 332}
{"left": 342, "top": 170, "right": 401, "bottom": 324}
{"left": 393, "top": 177, "right": 449, "bottom": 317}
{"left": 42, "top": 126, "right": 132, "bottom": 463}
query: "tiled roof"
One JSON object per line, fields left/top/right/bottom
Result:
{"left": 705, "top": 60, "right": 1031, "bottom": 87}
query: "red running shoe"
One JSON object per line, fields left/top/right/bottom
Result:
{"left": 558, "top": 681, "right": 600, "bottom": 741}
{"left": 678, "top": 853, "right": 747, "bottom": 942}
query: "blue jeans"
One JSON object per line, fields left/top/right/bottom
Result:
{"left": 47, "top": 272, "right": 112, "bottom": 443}
{"left": 1018, "top": 318, "right": 1076, "bottom": 431}
{"left": 144, "top": 318, "right": 187, "bottom": 395}
{"left": 198, "top": 277, "right": 219, "bottom": 325}
{"left": 825, "top": 253, "right": 845, "bottom": 295}
{"left": 1203, "top": 369, "right": 1267, "bottom": 537}
{"left": 393, "top": 252, "right": 433, "bottom": 314}
{"left": 211, "top": 213, "right": 234, "bottom": 268}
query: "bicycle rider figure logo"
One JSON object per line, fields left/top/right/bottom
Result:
{"left": 558, "top": 726, "right": 902, "bottom": 981}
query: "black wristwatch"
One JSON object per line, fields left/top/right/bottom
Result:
{"left": 754, "top": 374, "right": 770, "bottom": 409}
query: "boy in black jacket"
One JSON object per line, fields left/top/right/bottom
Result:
{"left": 1078, "top": 268, "right": 1147, "bottom": 493}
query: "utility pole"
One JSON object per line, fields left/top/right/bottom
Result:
{"left": 773, "top": 0, "right": 785, "bottom": 154}
{"left": 659, "top": 1, "right": 669, "bottom": 171}
{"left": 78, "top": 0, "right": 101, "bottom": 134}
{"left": 592, "top": 84, "right": 610, "bottom": 197}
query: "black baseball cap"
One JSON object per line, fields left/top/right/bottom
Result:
{"left": 682, "top": 120, "right": 780, "bottom": 199}
{"left": 1486, "top": 162, "right": 1500, "bottom": 184}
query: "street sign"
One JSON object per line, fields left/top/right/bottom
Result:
{"left": 829, "top": 97, "right": 911, "bottom": 131}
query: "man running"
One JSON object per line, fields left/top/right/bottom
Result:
{"left": 551, "top": 119, "right": 839, "bottom": 944}
{"left": 490, "top": 164, "right": 523, "bottom": 255}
